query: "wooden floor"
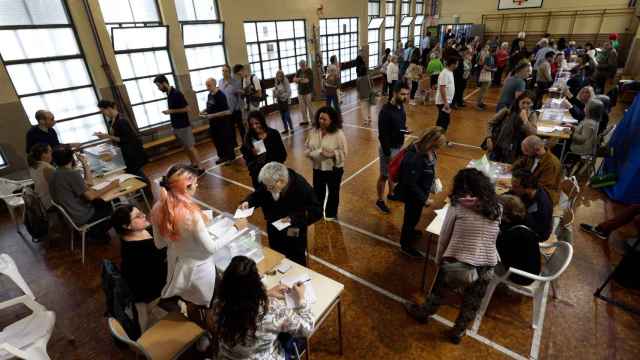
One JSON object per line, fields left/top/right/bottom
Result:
{"left": 1, "top": 84, "right": 639, "bottom": 360}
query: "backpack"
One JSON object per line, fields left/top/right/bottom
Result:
{"left": 22, "top": 187, "right": 48, "bottom": 242}
{"left": 388, "top": 148, "right": 408, "bottom": 183}
{"left": 247, "top": 74, "right": 267, "bottom": 106}
{"left": 101, "top": 259, "right": 141, "bottom": 340}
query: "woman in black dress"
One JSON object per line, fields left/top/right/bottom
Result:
{"left": 111, "top": 205, "right": 167, "bottom": 331}
{"left": 241, "top": 111, "right": 287, "bottom": 188}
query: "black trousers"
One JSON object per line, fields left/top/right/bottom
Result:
{"left": 209, "top": 116, "right": 236, "bottom": 161}
{"left": 534, "top": 81, "right": 552, "bottom": 110}
{"left": 231, "top": 110, "right": 245, "bottom": 144}
{"left": 268, "top": 225, "right": 308, "bottom": 266}
{"left": 436, "top": 104, "right": 451, "bottom": 131}
{"left": 410, "top": 80, "right": 419, "bottom": 99}
{"left": 87, "top": 199, "right": 113, "bottom": 241}
{"left": 400, "top": 199, "right": 425, "bottom": 249}
{"left": 453, "top": 78, "right": 467, "bottom": 105}
{"left": 313, "top": 168, "right": 344, "bottom": 219}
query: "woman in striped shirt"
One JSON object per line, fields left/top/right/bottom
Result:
{"left": 405, "top": 168, "right": 502, "bottom": 344}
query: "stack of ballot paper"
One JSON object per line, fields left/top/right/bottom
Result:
{"left": 280, "top": 273, "right": 317, "bottom": 308}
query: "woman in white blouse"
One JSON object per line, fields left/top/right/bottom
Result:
{"left": 304, "top": 106, "right": 348, "bottom": 220}
{"left": 150, "top": 164, "right": 233, "bottom": 324}
{"left": 27, "top": 143, "right": 55, "bottom": 210}
{"left": 216, "top": 256, "right": 313, "bottom": 360}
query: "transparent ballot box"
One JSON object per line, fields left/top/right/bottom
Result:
{"left": 81, "top": 143, "right": 127, "bottom": 177}
{"left": 209, "top": 213, "right": 265, "bottom": 272}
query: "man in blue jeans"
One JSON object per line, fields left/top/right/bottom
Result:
{"left": 376, "top": 84, "right": 410, "bottom": 214}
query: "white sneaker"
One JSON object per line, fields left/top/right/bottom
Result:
{"left": 410, "top": 100, "right": 416, "bottom": 106}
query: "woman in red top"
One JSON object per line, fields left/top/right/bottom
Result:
{"left": 493, "top": 42, "right": 510, "bottom": 87}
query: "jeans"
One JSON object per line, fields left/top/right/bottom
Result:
{"left": 388, "top": 80, "right": 398, "bottom": 101}
{"left": 453, "top": 78, "right": 468, "bottom": 105}
{"left": 382, "top": 74, "right": 389, "bottom": 96}
{"left": 209, "top": 115, "right": 236, "bottom": 161}
{"left": 400, "top": 199, "right": 425, "bottom": 249}
{"left": 312, "top": 168, "right": 344, "bottom": 218}
{"left": 298, "top": 93, "right": 314, "bottom": 124}
{"left": 231, "top": 109, "right": 245, "bottom": 144}
{"left": 326, "top": 93, "right": 341, "bottom": 113}
{"left": 436, "top": 104, "right": 451, "bottom": 131}
{"left": 477, "top": 81, "right": 490, "bottom": 106}
{"left": 281, "top": 110, "right": 293, "bottom": 131}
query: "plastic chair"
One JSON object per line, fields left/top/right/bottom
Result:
{"left": 0, "top": 254, "right": 55, "bottom": 360}
{"left": 0, "top": 178, "right": 34, "bottom": 239}
{"left": 470, "top": 241, "right": 574, "bottom": 360}
{"left": 50, "top": 200, "right": 110, "bottom": 264}
{"left": 108, "top": 312, "right": 205, "bottom": 360}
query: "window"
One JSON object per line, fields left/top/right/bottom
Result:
{"left": 413, "top": 15, "right": 424, "bottom": 46}
{"left": 319, "top": 18, "right": 359, "bottom": 83}
{"left": 0, "top": 0, "right": 105, "bottom": 144}
{"left": 429, "top": 0, "right": 438, "bottom": 16}
{"left": 0, "top": 147, "right": 6, "bottom": 169}
{"left": 98, "top": 0, "right": 161, "bottom": 36}
{"left": 400, "top": 16, "right": 413, "bottom": 47}
{"left": 175, "top": 1, "right": 226, "bottom": 110}
{"left": 112, "top": 26, "right": 175, "bottom": 129}
{"left": 400, "top": 0, "right": 410, "bottom": 16}
{"left": 384, "top": 0, "right": 396, "bottom": 51}
{"left": 416, "top": 0, "right": 424, "bottom": 15}
{"left": 243, "top": 20, "right": 307, "bottom": 85}
{"left": 367, "top": 18, "right": 384, "bottom": 69}
{"left": 368, "top": 1, "right": 380, "bottom": 21}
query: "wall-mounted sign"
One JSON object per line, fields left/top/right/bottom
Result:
{"left": 498, "top": 0, "right": 544, "bottom": 10}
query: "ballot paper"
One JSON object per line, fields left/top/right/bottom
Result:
{"left": 272, "top": 218, "right": 291, "bottom": 231}
{"left": 280, "top": 273, "right": 317, "bottom": 308}
{"left": 207, "top": 216, "right": 237, "bottom": 238}
{"left": 537, "top": 125, "right": 566, "bottom": 133}
{"left": 234, "top": 207, "right": 255, "bottom": 219}
{"left": 253, "top": 139, "right": 267, "bottom": 155}
{"left": 91, "top": 173, "right": 139, "bottom": 190}
{"left": 91, "top": 181, "right": 112, "bottom": 191}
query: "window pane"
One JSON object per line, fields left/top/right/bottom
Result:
{"left": 0, "top": 28, "right": 79, "bottom": 61}
{"left": 185, "top": 45, "right": 225, "bottom": 69}
{"left": 401, "top": 17, "right": 413, "bottom": 26}
{"left": 99, "top": 0, "right": 134, "bottom": 23}
{"left": 339, "top": 19, "right": 349, "bottom": 33}
{"left": 259, "top": 42, "right": 278, "bottom": 61}
{"left": 281, "top": 57, "right": 297, "bottom": 75}
{"left": 319, "top": 20, "right": 326, "bottom": 36}
{"left": 415, "top": 15, "right": 424, "bottom": 24}
{"left": 132, "top": 100, "right": 169, "bottom": 128}
{"left": 195, "top": 90, "right": 209, "bottom": 110}
{"left": 385, "top": 16, "right": 394, "bottom": 27}
{"left": 55, "top": 114, "right": 108, "bottom": 144}
{"left": 113, "top": 27, "right": 167, "bottom": 51}
{"left": 279, "top": 40, "right": 295, "bottom": 58}
{"left": 124, "top": 74, "right": 174, "bottom": 104}
{"left": 0, "top": 0, "right": 68, "bottom": 26}
{"left": 262, "top": 60, "right": 279, "bottom": 79}
{"left": 386, "top": 2, "right": 395, "bottom": 15}
{"left": 6, "top": 59, "right": 91, "bottom": 95}
{"left": 276, "top": 21, "right": 294, "bottom": 40}
{"left": 244, "top": 23, "right": 257, "bottom": 43}
{"left": 246, "top": 44, "right": 260, "bottom": 63}
{"left": 183, "top": 23, "right": 223, "bottom": 46}
{"left": 368, "top": 17, "right": 384, "bottom": 29}
{"left": 116, "top": 51, "right": 171, "bottom": 79}
{"left": 256, "top": 22, "right": 276, "bottom": 41}
{"left": 351, "top": 18, "right": 358, "bottom": 31}
{"left": 326, "top": 19, "right": 339, "bottom": 34}
{"left": 190, "top": 67, "right": 223, "bottom": 93}
{"left": 295, "top": 39, "right": 306, "bottom": 56}
{"left": 175, "top": 0, "right": 217, "bottom": 21}
{"left": 125, "top": 0, "right": 159, "bottom": 22}
{"left": 21, "top": 87, "right": 98, "bottom": 124}
{"left": 294, "top": 21, "right": 305, "bottom": 38}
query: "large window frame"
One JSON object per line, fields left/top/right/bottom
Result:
{"left": 384, "top": 1, "right": 396, "bottom": 52}
{"left": 400, "top": 0, "right": 411, "bottom": 16}
{"left": 368, "top": 1, "right": 380, "bottom": 22}
{"left": 413, "top": 15, "right": 425, "bottom": 47}
{"left": 367, "top": 17, "right": 384, "bottom": 69}
{"left": 416, "top": 0, "right": 425, "bottom": 15}
{"left": 319, "top": 17, "right": 359, "bottom": 84}
{"left": 112, "top": 25, "right": 176, "bottom": 130}
{"left": 98, "top": 0, "right": 162, "bottom": 37}
{"left": 400, "top": 16, "right": 414, "bottom": 47}
{"left": 0, "top": 0, "right": 106, "bottom": 144}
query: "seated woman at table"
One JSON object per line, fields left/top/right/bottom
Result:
{"left": 150, "top": 164, "right": 234, "bottom": 332}
{"left": 565, "top": 99, "right": 604, "bottom": 168}
{"left": 561, "top": 86, "right": 595, "bottom": 122}
{"left": 241, "top": 111, "right": 287, "bottom": 188}
{"left": 567, "top": 54, "right": 596, "bottom": 96}
{"left": 111, "top": 205, "right": 167, "bottom": 331}
{"left": 404, "top": 168, "right": 502, "bottom": 344}
{"left": 216, "top": 255, "right": 314, "bottom": 360}
{"left": 27, "top": 143, "right": 55, "bottom": 210}
{"left": 48, "top": 146, "right": 119, "bottom": 241}
{"left": 496, "top": 195, "right": 541, "bottom": 286}
{"left": 485, "top": 91, "right": 538, "bottom": 164}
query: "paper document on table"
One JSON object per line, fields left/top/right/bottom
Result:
{"left": 91, "top": 181, "right": 111, "bottom": 191}
{"left": 252, "top": 140, "right": 267, "bottom": 155}
{"left": 281, "top": 273, "right": 317, "bottom": 308}
{"left": 234, "top": 207, "right": 255, "bottom": 219}
{"left": 541, "top": 110, "right": 565, "bottom": 122}
{"left": 272, "top": 218, "right": 291, "bottom": 231}
{"left": 538, "top": 126, "right": 565, "bottom": 133}
{"left": 207, "top": 216, "right": 237, "bottom": 238}
{"left": 114, "top": 173, "right": 139, "bottom": 182}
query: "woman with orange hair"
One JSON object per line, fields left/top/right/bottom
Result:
{"left": 151, "top": 164, "right": 233, "bottom": 319}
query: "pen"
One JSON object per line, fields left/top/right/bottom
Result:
{"left": 296, "top": 278, "right": 312, "bottom": 286}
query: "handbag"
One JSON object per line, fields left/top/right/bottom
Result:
{"left": 441, "top": 261, "right": 478, "bottom": 288}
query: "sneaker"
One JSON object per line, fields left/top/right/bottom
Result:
{"left": 449, "top": 328, "right": 466, "bottom": 345}
{"left": 401, "top": 246, "right": 426, "bottom": 259}
{"left": 195, "top": 167, "right": 207, "bottom": 176}
{"left": 580, "top": 224, "right": 608, "bottom": 240}
{"left": 476, "top": 103, "right": 486, "bottom": 111}
{"left": 281, "top": 129, "right": 289, "bottom": 135}
{"left": 410, "top": 100, "right": 417, "bottom": 106}
{"left": 446, "top": 141, "right": 454, "bottom": 147}
{"left": 375, "top": 200, "right": 391, "bottom": 214}
{"left": 299, "top": 121, "right": 310, "bottom": 126}
{"left": 387, "top": 193, "right": 402, "bottom": 202}
{"left": 403, "top": 302, "right": 431, "bottom": 324}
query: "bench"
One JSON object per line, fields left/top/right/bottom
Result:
{"left": 142, "top": 124, "right": 211, "bottom": 161}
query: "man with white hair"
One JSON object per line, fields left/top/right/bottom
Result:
{"left": 293, "top": 59, "right": 314, "bottom": 126}
{"left": 238, "top": 162, "right": 322, "bottom": 265}
{"left": 200, "top": 78, "right": 235, "bottom": 164}
{"left": 513, "top": 135, "right": 562, "bottom": 206}
{"left": 533, "top": 38, "right": 554, "bottom": 71}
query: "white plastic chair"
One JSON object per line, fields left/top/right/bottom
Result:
{"left": 0, "top": 254, "right": 55, "bottom": 360}
{"left": 50, "top": 200, "right": 110, "bottom": 264}
{"left": 470, "top": 241, "right": 574, "bottom": 360}
{"left": 0, "top": 178, "right": 34, "bottom": 239}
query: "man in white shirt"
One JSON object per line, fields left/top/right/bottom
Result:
{"left": 420, "top": 35, "right": 431, "bottom": 53}
{"left": 236, "top": 64, "right": 262, "bottom": 112}
{"left": 386, "top": 55, "right": 399, "bottom": 101}
{"left": 435, "top": 57, "right": 459, "bottom": 138}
